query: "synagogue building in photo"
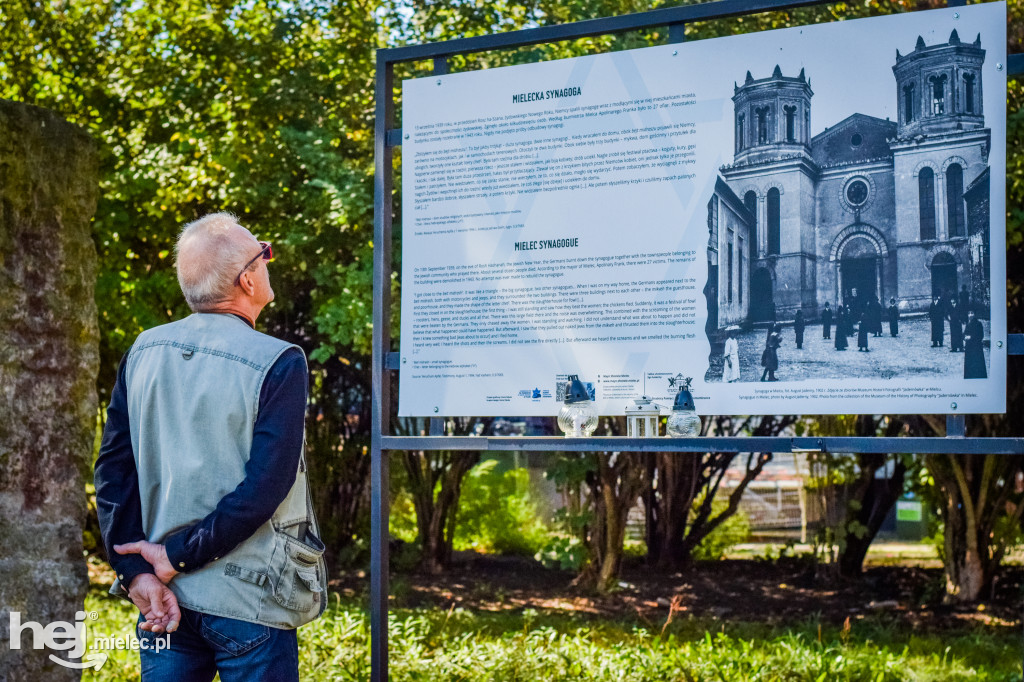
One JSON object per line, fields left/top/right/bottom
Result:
{"left": 706, "top": 29, "right": 992, "bottom": 330}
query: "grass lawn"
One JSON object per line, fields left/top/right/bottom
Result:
{"left": 84, "top": 583, "right": 1022, "bottom": 681}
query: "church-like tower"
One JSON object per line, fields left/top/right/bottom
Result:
{"left": 732, "top": 65, "right": 813, "bottom": 166}
{"left": 892, "top": 30, "right": 985, "bottom": 137}
{"left": 890, "top": 29, "right": 990, "bottom": 312}
{"left": 722, "top": 66, "right": 819, "bottom": 322}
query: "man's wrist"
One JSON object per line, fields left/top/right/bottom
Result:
{"left": 126, "top": 571, "right": 156, "bottom": 594}
{"left": 163, "top": 528, "right": 195, "bottom": 574}
{"left": 113, "top": 554, "right": 155, "bottom": 593}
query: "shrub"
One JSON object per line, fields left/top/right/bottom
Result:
{"left": 453, "top": 459, "right": 551, "bottom": 556}
{"left": 692, "top": 500, "right": 751, "bottom": 561}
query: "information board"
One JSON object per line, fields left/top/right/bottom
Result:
{"left": 399, "top": 2, "right": 1007, "bottom": 417}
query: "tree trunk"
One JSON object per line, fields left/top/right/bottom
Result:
{"left": 420, "top": 502, "right": 447, "bottom": 575}
{"left": 569, "top": 429, "right": 647, "bottom": 593}
{"left": 403, "top": 436, "right": 481, "bottom": 574}
{"left": 939, "top": 463, "right": 986, "bottom": 602}
{"left": 646, "top": 415, "right": 789, "bottom": 572}
{"left": 923, "top": 448, "right": 1024, "bottom": 604}
{"left": 593, "top": 454, "right": 641, "bottom": 592}
{"left": 837, "top": 417, "right": 909, "bottom": 577}
{"left": 0, "top": 101, "right": 99, "bottom": 681}
{"left": 648, "top": 452, "right": 700, "bottom": 570}
{"left": 837, "top": 451, "right": 907, "bottom": 578}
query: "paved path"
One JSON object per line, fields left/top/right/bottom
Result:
{"left": 706, "top": 316, "right": 991, "bottom": 383}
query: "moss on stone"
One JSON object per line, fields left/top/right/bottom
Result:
{"left": 0, "top": 100, "right": 99, "bottom": 681}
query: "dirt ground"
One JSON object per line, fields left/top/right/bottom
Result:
{"left": 88, "top": 547, "right": 1023, "bottom": 632}
{"left": 330, "top": 552, "right": 1024, "bottom": 632}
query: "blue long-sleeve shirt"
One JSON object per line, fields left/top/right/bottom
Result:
{"left": 94, "top": 323, "right": 307, "bottom": 590}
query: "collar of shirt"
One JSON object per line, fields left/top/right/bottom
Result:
{"left": 231, "top": 313, "right": 255, "bottom": 329}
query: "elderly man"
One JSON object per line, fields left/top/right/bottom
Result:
{"left": 95, "top": 213, "right": 326, "bottom": 681}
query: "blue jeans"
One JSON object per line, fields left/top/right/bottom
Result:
{"left": 137, "top": 607, "right": 298, "bottom": 682}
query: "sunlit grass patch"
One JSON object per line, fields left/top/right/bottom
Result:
{"left": 85, "top": 585, "right": 1020, "bottom": 681}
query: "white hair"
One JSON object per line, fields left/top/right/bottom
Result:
{"left": 175, "top": 213, "right": 254, "bottom": 311}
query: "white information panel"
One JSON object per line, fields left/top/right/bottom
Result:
{"left": 399, "top": 2, "right": 1007, "bottom": 416}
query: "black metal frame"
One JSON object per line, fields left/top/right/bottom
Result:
{"left": 373, "top": 1, "right": 1020, "bottom": 679}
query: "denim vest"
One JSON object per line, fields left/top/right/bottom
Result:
{"left": 118, "top": 313, "right": 326, "bottom": 629}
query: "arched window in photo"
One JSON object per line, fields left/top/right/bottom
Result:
{"left": 929, "top": 74, "right": 947, "bottom": 115}
{"left": 743, "top": 190, "right": 757, "bottom": 220}
{"left": 903, "top": 83, "right": 915, "bottom": 123}
{"left": 783, "top": 105, "right": 796, "bottom": 143}
{"left": 919, "top": 167, "right": 935, "bottom": 240}
{"left": 767, "top": 188, "right": 780, "bottom": 255}
{"left": 756, "top": 106, "right": 770, "bottom": 145}
{"left": 963, "top": 73, "right": 975, "bottom": 114}
{"left": 738, "top": 236, "right": 745, "bottom": 304}
{"left": 727, "top": 228, "right": 734, "bottom": 304}
{"left": 743, "top": 190, "right": 757, "bottom": 258}
{"left": 946, "top": 163, "right": 965, "bottom": 238}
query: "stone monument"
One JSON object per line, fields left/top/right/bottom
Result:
{"left": 0, "top": 100, "right": 99, "bottom": 680}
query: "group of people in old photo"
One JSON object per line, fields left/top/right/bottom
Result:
{"left": 927, "top": 285, "right": 988, "bottom": 378}
{"left": 817, "top": 293, "right": 895, "bottom": 354}
{"left": 719, "top": 284, "right": 988, "bottom": 384}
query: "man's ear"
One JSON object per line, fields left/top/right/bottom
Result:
{"left": 238, "top": 270, "right": 256, "bottom": 296}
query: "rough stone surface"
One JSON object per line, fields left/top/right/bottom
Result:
{"left": 0, "top": 100, "right": 99, "bottom": 680}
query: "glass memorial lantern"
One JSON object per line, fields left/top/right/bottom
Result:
{"left": 625, "top": 397, "right": 661, "bottom": 437}
{"left": 557, "top": 375, "right": 598, "bottom": 437}
{"left": 666, "top": 377, "right": 701, "bottom": 437}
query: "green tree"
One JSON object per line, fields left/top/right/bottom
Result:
{"left": 398, "top": 417, "right": 491, "bottom": 572}
{"left": 0, "top": 0, "right": 387, "bottom": 562}
{"left": 542, "top": 443, "right": 647, "bottom": 593}
{"left": 805, "top": 416, "right": 923, "bottom": 579}
{"left": 645, "top": 415, "right": 794, "bottom": 571}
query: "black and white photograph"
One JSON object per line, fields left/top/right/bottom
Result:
{"left": 704, "top": 23, "right": 995, "bottom": 385}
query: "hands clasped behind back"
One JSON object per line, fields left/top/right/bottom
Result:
{"left": 117, "top": 540, "right": 181, "bottom": 633}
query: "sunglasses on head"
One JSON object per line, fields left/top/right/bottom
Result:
{"left": 235, "top": 241, "right": 273, "bottom": 286}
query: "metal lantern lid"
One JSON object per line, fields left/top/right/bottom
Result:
{"left": 564, "top": 375, "right": 590, "bottom": 404}
{"left": 673, "top": 378, "right": 695, "bottom": 411}
{"left": 625, "top": 396, "right": 661, "bottom": 416}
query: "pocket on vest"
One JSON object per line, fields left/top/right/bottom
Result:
{"left": 271, "top": 531, "right": 325, "bottom": 613}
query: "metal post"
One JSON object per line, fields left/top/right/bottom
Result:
{"left": 798, "top": 485, "right": 807, "bottom": 543}
{"left": 946, "top": 414, "right": 966, "bottom": 438}
{"left": 667, "top": 22, "right": 685, "bottom": 44}
{"left": 1004, "top": 45, "right": 1024, "bottom": 682}
{"left": 370, "top": 50, "right": 395, "bottom": 682}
